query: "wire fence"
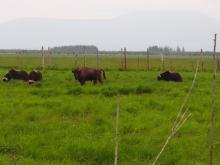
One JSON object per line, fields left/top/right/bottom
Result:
{"left": 0, "top": 53, "right": 216, "bottom": 72}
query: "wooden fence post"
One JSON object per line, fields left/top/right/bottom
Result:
{"left": 114, "top": 100, "right": 120, "bottom": 165}
{"left": 83, "top": 46, "right": 86, "bottom": 67}
{"left": 74, "top": 53, "right": 78, "bottom": 67}
{"left": 192, "top": 61, "right": 195, "bottom": 72}
{"left": 147, "top": 49, "right": 150, "bottom": 71}
{"left": 48, "top": 47, "right": 52, "bottom": 67}
{"left": 200, "top": 49, "right": 204, "bottom": 72}
{"left": 124, "top": 47, "right": 127, "bottom": 70}
{"left": 96, "top": 48, "right": 99, "bottom": 68}
{"left": 161, "top": 53, "right": 164, "bottom": 71}
{"left": 209, "top": 33, "right": 217, "bottom": 165}
{"left": 41, "top": 46, "right": 45, "bottom": 72}
{"left": 18, "top": 51, "right": 23, "bottom": 69}
{"left": 137, "top": 55, "right": 140, "bottom": 69}
{"left": 120, "top": 48, "right": 123, "bottom": 69}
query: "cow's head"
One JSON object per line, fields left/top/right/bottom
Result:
{"left": 72, "top": 68, "right": 81, "bottom": 80}
{"left": 2, "top": 77, "right": 9, "bottom": 81}
{"left": 157, "top": 71, "right": 170, "bottom": 81}
{"left": 2, "top": 69, "right": 16, "bottom": 81}
{"left": 28, "top": 80, "right": 35, "bottom": 84}
{"left": 157, "top": 75, "right": 162, "bottom": 80}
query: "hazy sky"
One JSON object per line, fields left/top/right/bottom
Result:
{"left": 0, "top": 0, "right": 219, "bottom": 51}
{"left": 0, "top": 0, "right": 220, "bottom": 22}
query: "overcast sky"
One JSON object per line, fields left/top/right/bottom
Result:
{"left": 0, "top": 0, "right": 219, "bottom": 51}
{"left": 0, "top": 0, "right": 220, "bottom": 22}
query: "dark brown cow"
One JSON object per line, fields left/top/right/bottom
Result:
{"left": 72, "top": 67, "right": 106, "bottom": 85}
{"left": 157, "top": 71, "right": 182, "bottom": 82}
{"left": 2, "top": 69, "right": 29, "bottom": 82}
{"left": 28, "top": 70, "right": 42, "bottom": 84}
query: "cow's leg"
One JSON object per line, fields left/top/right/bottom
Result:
{"left": 93, "top": 79, "right": 97, "bottom": 85}
{"left": 80, "top": 80, "right": 85, "bottom": 85}
{"left": 99, "top": 78, "right": 103, "bottom": 84}
{"left": 98, "top": 76, "right": 103, "bottom": 84}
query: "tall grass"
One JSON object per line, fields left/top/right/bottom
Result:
{"left": 0, "top": 54, "right": 214, "bottom": 71}
{"left": 0, "top": 55, "right": 219, "bottom": 164}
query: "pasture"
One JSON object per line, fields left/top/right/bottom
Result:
{"left": 0, "top": 54, "right": 220, "bottom": 164}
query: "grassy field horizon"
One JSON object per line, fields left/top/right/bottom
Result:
{"left": 0, "top": 54, "right": 219, "bottom": 164}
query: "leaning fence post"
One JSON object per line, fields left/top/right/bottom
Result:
{"left": 153, "top": 60, "right": 199, "bottom": 165}
{"left": 191, "top": 61, "right": 195, "bottom": 72}
{"left": 41, "top": 46, "right": 45, "bottom": 72}
{"left": 114, "top": 99, "right": 120, "bottom": 165}
{"left": 209, "top": 33, "right": 217, "bottom": 165}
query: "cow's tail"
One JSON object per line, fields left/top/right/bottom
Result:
{"left": 100, "top": 69, "right": 106, "bottom": 80}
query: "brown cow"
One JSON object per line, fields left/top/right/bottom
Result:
{"left": 157, "top": 70, "right": 182, "bottom": 82}
{"left": 28, "top": 70, "right": 42, "bottom": 84}
{"left": 72, "top": 67, "right": 106, "bottom": 85}
{"left": 2, "top": 69, "right": 29, "bottom": 82}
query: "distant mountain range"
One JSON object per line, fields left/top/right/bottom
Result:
{"left": 0, "top": 11, "right": 219, "bottom": 51}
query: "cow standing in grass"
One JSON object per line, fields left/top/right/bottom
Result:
{"left": 157, "top": 70, "right": 182, "bottom": 82}
{"left": 72, "top": 67, "right": 106, "bottom": 85}
{"left": 2, "top": 69, "right": 29, "bottom": 82}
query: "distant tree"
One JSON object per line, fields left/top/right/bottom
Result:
{"left": 148, "top": 45, "right": 163, "bottom": 53}
{"left": 148, "top": 45, "right": 174, "bottom": 55}
{"left": 51, "top": 45, "right": 98, "bottom": 54}
{"left": 182, "top": 46, "right": 185, "bottom": 53}
{"left": 176, "top": 46, "right": 181, "bottom": 53}
{"left": 163, "top": 46, "right": 173, "bottom": 54}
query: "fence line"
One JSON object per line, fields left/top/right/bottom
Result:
{"left": 0, "top": 52, "right": 216, "bottom": 71}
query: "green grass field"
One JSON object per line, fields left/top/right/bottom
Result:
{"left": 0, "top": 54, "right": 219, "bottom": 164}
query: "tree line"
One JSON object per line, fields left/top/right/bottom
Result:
{"left": 0, "top": 45, "right": 218, "bottom": 56}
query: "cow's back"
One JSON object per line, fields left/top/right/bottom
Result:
{"left": 81, "top": 68, "right": 97, "bottom": 80}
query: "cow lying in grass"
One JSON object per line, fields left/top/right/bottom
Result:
{"left": 28, "top": 70, "right": 42, "bottom": 84}
{"left": 2, "top": 69, "right": 29, "bottom": 82}
{"left": 2, "top": 69, "right": 42, "bottom": 84}
{"left": 157, "top": 70, "right": 182, "bottom": 82}
{"left": 72, "top": 67, "right": 106, "bottom": 85}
